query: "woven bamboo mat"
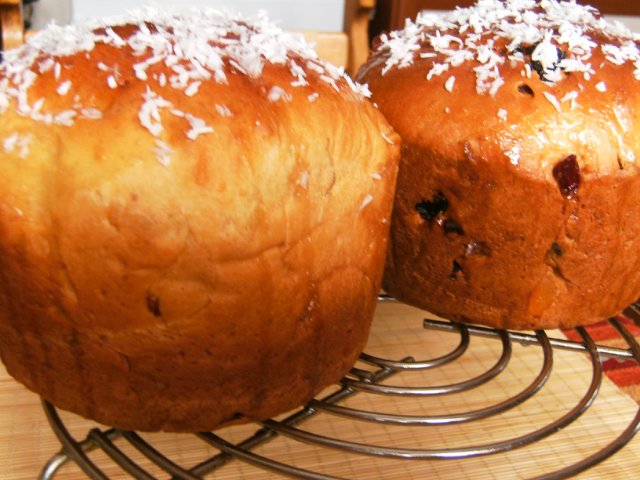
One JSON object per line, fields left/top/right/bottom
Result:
{"left": 1, "top": 302, "right": 639, "bottom": 479}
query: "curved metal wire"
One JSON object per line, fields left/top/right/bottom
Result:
{"left": 120, "top": 431, "right": 203, "bottom": 480}
{"left": 260, "top": 326, "right": 602, "bottom": 460}
{"left": 87, "top": 429, "right": 155, "bottom": 480}
{"left": 358, "top": 322, "right": 470, "bottom": 370}
{"left": 530, "top": 319, "right": 640, "bottom": 480}
{"left": 309, "top": 330, "right": 553, "bottom": 426}
{"left": 197, "top": 432, "right": 345, "bottom": 480}
{"left": 342, "top": 328, "right": 512, "bottom": 396}
{"left": 40, "top": 400, "right": 114, "bottom": 480}
{"left": 36, "top": 307, "right": 640, "bottom": 480}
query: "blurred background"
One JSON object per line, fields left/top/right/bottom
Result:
{"left": 3, "top": 0, "right": 640, "bottom": 76}
{"left": 27, "top": 0, "right": 640, "bottom": 32}
{"left": 30, "top": 0, "right": 345, "bottom": 31}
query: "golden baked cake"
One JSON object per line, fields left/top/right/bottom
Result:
{"left": 0, "top": 8, "right": 400, "bottom": 431}
{"left": 358, "top": 0, "right": 640, "bottom": 330}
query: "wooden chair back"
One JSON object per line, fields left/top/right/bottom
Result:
{"left": 0, "top": 2, "right": 361, "bottom": 72}
{"left": 0, "top": 0, "right": 23, "bottom": 52}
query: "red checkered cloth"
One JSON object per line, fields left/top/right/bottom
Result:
{"left": 563, "top": 316, "right": 640, "bottom": 403}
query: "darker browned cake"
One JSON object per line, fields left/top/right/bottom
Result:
{"left": 358, "top": 0, "right": 640, "bottom": 330}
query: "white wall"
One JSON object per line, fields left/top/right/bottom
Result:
{"left": 607, "top": 15, "right": 640, "bottom": 33}
{"left": 30, "top": 2, "right": 640, "bottom": 35}
{"left": 32, "top": 0, "right": 345, "bottom": 32}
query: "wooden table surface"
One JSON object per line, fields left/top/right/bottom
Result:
{"left": 1, "top": 301, "right": 640, "bottom": 479}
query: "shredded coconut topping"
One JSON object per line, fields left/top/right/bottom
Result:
{"left": 298, "top": 170, "right": 310, "bottom": 189}
{"left": 184, "top": 113, "right": 214, "bottom": 140}
{"left": 373, "top": 0, "right": 640, "bottom": 96}
{"left": 444, "top": 76, "right": 456, "bottom": 92}
{"left": 267, "top": 85, "right": 292, "bottom": 103}
{"left": 381, "top": 131, "right": 395, "bottom": 145}
{"left": 139, "top": 88, "right": 172, "bottom": 137}
{"left": 57, "top": 81, "right": 72, "bottom": 96}
{"left": 214, "top": 104, "right": 233, "bottom": 117}
{"left": 360, "top": 194, "right": 374, "bottom": 211}
{"left": 543, "top": 91, "right": 562, "bottom": 113}
{"left": 152, "top": 139, "right": 174, "bottom": 167}
{"left": 0, "top": 6, "right": 369, "bottom": 142}
{"left": 3, "top": 133, "right": 32, "bottom": 158}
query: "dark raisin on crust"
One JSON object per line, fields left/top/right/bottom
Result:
{"left": 146, "top": 293, "right": 162, "bottom": 317}
{"left": 515, "top": 43, "right": 566, "bottom": 81}
{"left": 450, "top": 260, "right": 464, "bottom": 279}
{"left": 550, "top": 242, "right": 563, "bottom": 257}
{"left": 552, "top": 154, "right": 581, "bottom": 198}
{"left": 415, "top": 192, "right": 449, "bottom": 221}
{"left": 518, "top": 83, "right": 535, "bottom": 96}
{"left": 442, "top": 218, "right": 465, "bottom": 235}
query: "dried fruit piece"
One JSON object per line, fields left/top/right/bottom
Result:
{"left": 518, "top": 84, "right": 534, "bottom": 96}
{"left": 415, "top": 192, "right": 449, "bottom": 221}
{"left": 552, "top": 154, "right": 580, "bottom": 198}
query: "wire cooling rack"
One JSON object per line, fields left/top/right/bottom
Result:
{"left": 37, "top": 297, "right": 640, "bottom": 480}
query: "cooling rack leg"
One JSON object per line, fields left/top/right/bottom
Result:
{"left": 38, "top": 451, "right": 70, "bottom": 480}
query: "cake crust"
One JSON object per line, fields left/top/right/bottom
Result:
{"left": 359, "top": 0, "right": 640, "bottom": 329}
{"left": 0, "top": 8, "right": 400, "bottom": 431}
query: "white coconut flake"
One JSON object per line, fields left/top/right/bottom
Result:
{"left": 139, "top": 88, "right": 172, "bottom": 136}
{"left": 298, "top": 170, "right": 310, "bottom": 189}
{"left": 427, "top": 63, "right": 449, "bottom": 80}
{"left": 32, "top": 98, "right": 45, "bottom": 113}
{"left": 54, "top": 110, "right": 77, "bottom": 126}
{"left": 152, "top": 139, "right": 174, "bottom": 167}
{"left": 267, "top": 85, "right": 292, "bottom": 103}
{"left": 561, "top": 90, "right": 579, "bottom": 109}
{"left": 3, "top": 133, "right": 19, "bottom": 153}
{"left": 360, "top": 194, "right": 374, "bottom": 211}
{"left": 595, "top": 81, "right": 607, "bottom": 92}
{"left": 38, "top": 58, "right": 55, "bottom": 73}
{"left": 524, "top": 63, "right": 533, "bottom": 79}
{"left": 561, "top": 91, "right": 579, "bottom": 102}
{"left": 80, "top": 108, "right": 102, "bottom": 120}
{"left": 505, "top": 145, "right": 521, "bottom": 166}
{"left": 134, "top": 65, "right": 149, "bottom": 81}
{"left": 185, "top": 114, "right": 214, "bottom": 140}
{"left": 381, "top": 131, "right": 395, "bottom": 145}
{"left": 307, "top": 92, "right": 319, "bottom": 102}
{"left": 542, "top": 91, "right": 562, "bottom": 113}
{"left": 444, "top": 76, "right": 456, "bottom": 92}
{"left": 371, "top": 172, "right": 382, "bottom": 181}
{"left": 214, "top": 104, "right": 233, "bottom": 117}
{"left": 3, "top": 133, "right": 32, "bottom": 158}
{"left": 498, "top": 108, "right": 508, "bottom": 120}
{"left": 107, "top": 75, "right": 118, "bottom": 89}
{"left": 184, "top": 81, "right": 201, "bottom": 97}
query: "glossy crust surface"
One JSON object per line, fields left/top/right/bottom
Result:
{"left": 0, "top": 10, "right": 400, "bottom": 431}
{"left": 359, "top": 1, "right": 640, "bottom": 330}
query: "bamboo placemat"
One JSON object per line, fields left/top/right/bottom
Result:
{"left": 1, "top": 302, "right": 639, "bottom": 479}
